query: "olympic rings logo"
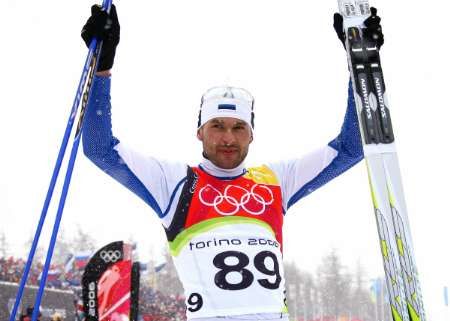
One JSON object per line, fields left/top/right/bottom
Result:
{"left": 199, "top": 184, "right": 274, "bottom": 216}
{"left": 100, "top": 250, "right": 122, "bottom": 263}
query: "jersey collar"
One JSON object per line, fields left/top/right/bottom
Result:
{"left": 199, "top": 157, "right": 247, "bottom": 180}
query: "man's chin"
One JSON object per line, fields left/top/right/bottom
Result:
{"left": 204, "top": 149, "right": 248, "bottom": 170}
{"left": 212, "top": 157, "right": 242, "bottom": 170}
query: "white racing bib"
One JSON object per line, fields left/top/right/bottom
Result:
{"left": 166, "top": 166, "right": 287, "bottom": 319}
{"left": 172, "top": 222, "right": 286, "bottom": 319}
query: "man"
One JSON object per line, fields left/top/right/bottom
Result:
{"left": 51, "top": 313, "right": 63, "bottom": 321}
{"left": 82, "top": 4, "right": 383, "bottom": 321}
{"left": 20, "top": 307, "right": 41, "bottom": 321}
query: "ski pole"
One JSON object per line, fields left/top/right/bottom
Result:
{"left": 8, "top": 2, "right": 111, "bottom": 321}
{"left": 31, "top": 2, "right": 113, "bottom": 319}
{"left": 8, "top": 33, "right": 97, "bottom": 321}
{"left": 30, "top": 8, "right": 113, "bottom": 321}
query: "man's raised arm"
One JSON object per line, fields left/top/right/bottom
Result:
{"left": 80, "top": 4, "right": 187, "bottom": 222}
{"left": 268, "top": 9, "right": 384, "bottom": 212}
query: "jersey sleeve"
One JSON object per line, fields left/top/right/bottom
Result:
{"left": 82, "top": 75, "right": 188, "bottom": 221}
{"left": 268, "top": 81, "right": 364, "bottom": 212}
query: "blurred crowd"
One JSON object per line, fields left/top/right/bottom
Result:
{"left": 1, "top": 256, "right": 86, "bottom": 290}
{"left": 139, "top": 287, "right": 186, "bottom": 321}
{"left": 17, "top": 307, "right": 63, "bottom": 321}
{"left": 0, "top": 257, "right": 42, "bottom": 286}
{"left": 1, "top": 256, "right": 187, "bottom": 321}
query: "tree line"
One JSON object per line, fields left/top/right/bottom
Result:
{"left": 283, "top": 249, "right": 390, "bottom": 321}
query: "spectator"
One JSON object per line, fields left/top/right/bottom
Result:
{"left": 19, "top": 307, "right": 41, "bottom": 321}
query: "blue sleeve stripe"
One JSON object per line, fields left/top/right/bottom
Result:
{"left": 286, "top": 81, "right": 363, "bottom": 209}
{"left": 91, "top": 148, "right": 165, "bottom": 217}
{"left": 286, "top": 147, "right": 363, "bottom": 209}
{"left": 83, "top": 76, "right": 165, "bottom": 217}
{"left": 162, "top": 177, "right": 188, "bottom": 218}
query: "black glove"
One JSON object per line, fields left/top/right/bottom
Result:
{"left": 333, "top": 13, "right": 346, "bottom": 48}
{"left": 333, "top": 7, "right": 384, "bottom": 49}
{"left": 81, "top": 4, "right": 120, "bottom": 71}
{"left": 362, "top": 7, "right": 384, "bottom": 48}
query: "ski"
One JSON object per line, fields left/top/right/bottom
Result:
{"left": 337, "top": 1, "right": 426, "bottom": 320}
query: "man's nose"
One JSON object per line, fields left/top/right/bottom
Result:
{"left": 221, "top": 129, "right": 236, "bottom": 145}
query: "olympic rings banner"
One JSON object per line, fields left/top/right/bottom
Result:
{"left": 81, "top": 241, "right": 140, "bottom": 321}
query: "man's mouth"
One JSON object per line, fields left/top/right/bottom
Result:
{"left": 218, "top": 147, "right": 238, "bottom": 155}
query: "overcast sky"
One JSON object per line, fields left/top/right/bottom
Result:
{"left": 1, "top": 0, "right": 449, "bottom": 319}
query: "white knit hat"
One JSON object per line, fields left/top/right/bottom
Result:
{"left": 197, "top": 86, "right": 255, "bottom": 130}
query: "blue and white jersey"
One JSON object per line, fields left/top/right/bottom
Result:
{"left": 82, "top": 75, "right": 363, "bottom": 320}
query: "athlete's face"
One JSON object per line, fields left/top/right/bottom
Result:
{"left": 197, "top": 117, "right": 253, "bottom": 169}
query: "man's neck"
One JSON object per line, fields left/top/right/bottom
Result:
{"left": 199, "top": 157, "right": 246, "bottom": 179}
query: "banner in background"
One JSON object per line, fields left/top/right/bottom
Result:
{"left": 82, "top": 241, "right": 139, "bottom": 321}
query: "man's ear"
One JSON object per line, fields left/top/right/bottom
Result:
{"left": 248, "top": 129, "right": 253, "bottom": 144}
{"left": 197, "top": 128, "right": 203, "bottom": 141}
